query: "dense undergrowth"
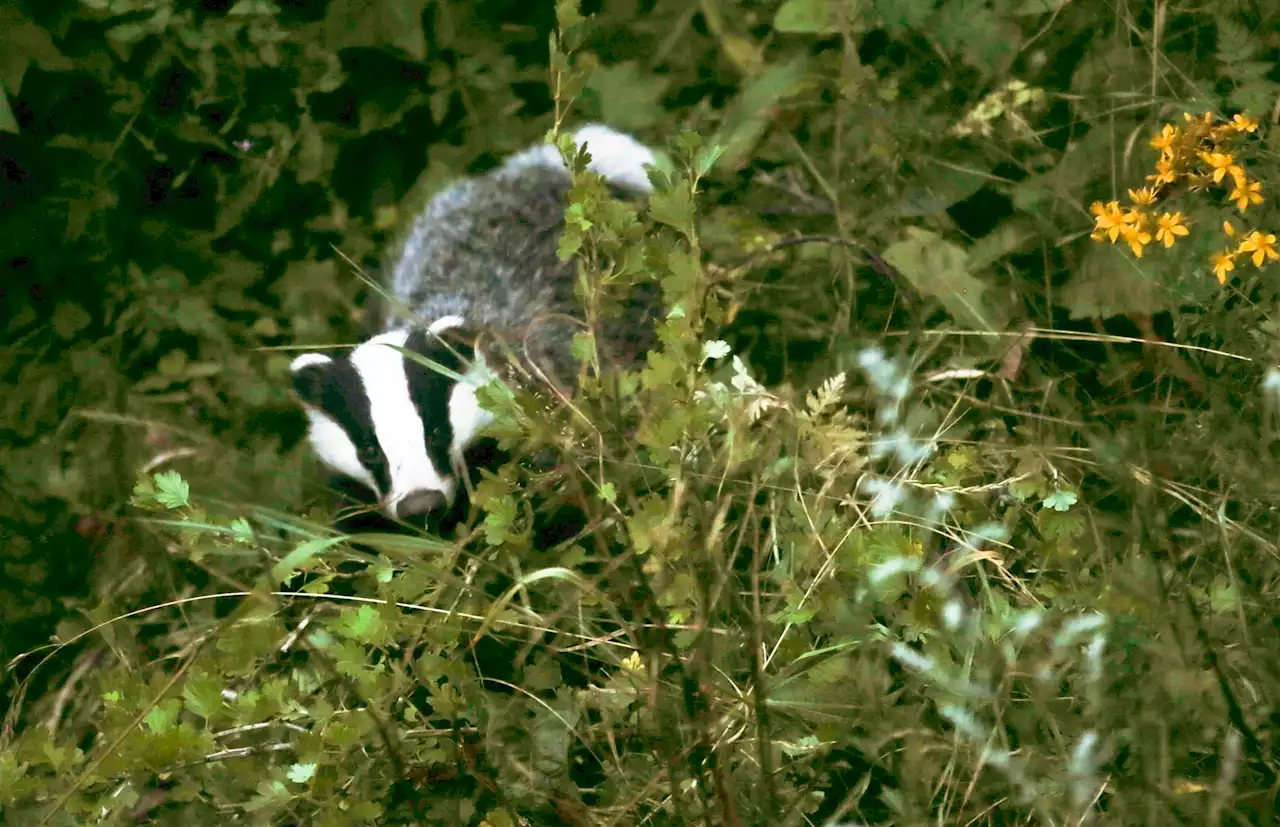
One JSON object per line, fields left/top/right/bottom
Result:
{"left": 3, "top": 0, "right": 1280, "bottom": 824}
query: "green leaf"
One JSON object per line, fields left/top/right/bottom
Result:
{"left": 1041, "top": 489, "right": 1078, "bottom": 512}
{"left": 524, "top": 657, "right": 565, "bottom": 693}
{"left": 530, "top": 695, "right": 579, "bottom": 778}
{"left": 1215, "top": 19, "right": 1254, "bottom": 63}
{"left": 294, "top": 114, "right": 329, "bottom": 185}
{"left": 648, "top": 185, "right": 694, "bottom": 236}
{"left": 875, "top": 162, "right": 989, "bottom": 220}
{"left": 230, "top": 517, "right": 255, "bottom": 545}
{"left": 1228, "top": 79, "right": 1280, "bottom": 120}
{"left": 272, "top": 536, "right": 350, "bottom": 584}
{"left": 483, "top": 495, "right": 518, "bottom": 547}
{"left": 427, "top": 680, "right": 466, "bottom": 718}
{"left": 692, "top": 144, "right": 724, "bottom": 180}
{"left": 966, "top": 218, "right": 1040, "bottom": 272}
{"left": 323, "top": 0, "right": 430, "bottom": 61}
{"left": 1008, "top": 475, "right": 1044, "bottom": 502}
{"left": 0, "top": 8, "right": 71, "bottom": 97}
{"left": 153, "top": 470, "right": 190, "bottom": 510}
{"left": 52, "top": 302, "right": 92, "bottom": 339}
{"left": 1039, "top": 510, "right": 1084, "bottom": 541}
{"left": 334, "top": 605, "right": 389, "bottom": 645}
{"left": 346, "top": 801, "right": 385, "bottom": 820}
{"left": 881, "top": 227, "right": 1007, "bottom": 330}
{"left": 557, "top": 223, "right": 585, "bottom": 260}
{"left": 105, "top": 21, "right": 150, "bottom": 58}
{"left": 1207, "top": 577, "right": 1239, "bottom": 615}
{"left": 674, "top": 130, "right": 702, "bottom": 163}
{"left": 555, "top": 0, "right": 586, "bottom": 31}
{"left": 245, "top": 779, "right": 290, "bottom": 812}
{"left": 182, "top": 671, "right": 225, "bottom": 721}
{"left": 586, "top": 62, "right": 668, "bottom": 130}
{"left": 1060, "top": 244, "right": 1169, "bottom": 319}
{"left": 0, "top": 86, "right": 16, "bottom": 134}
{"left": 945, "top": 447, "right": 976, "bottom": 471}
{"left": 1012, "top": 0, "right": 1070, "bottom": 12}
{"left": 571, "top": 331, "right": 596, "bottom": 365}
{"left": 38, "top": 740, "right": 82, "bottom": 773}
{"left": 143, "top": 699, "right": 181, "bottom": 733}
{"left": 774, "top": 0, "right": 838, "bottom": 34}
{"left": 867, "top": 0, "right": 936, "bottom": 30}
{"left": 132, "top": 475, "right": 158, "bottom": 507}
{"left": 934, "top": 0, "right": 1019, "bottom": 75}
{"left": 663, "top": 248, "right": 700, "bottom": 299}
{"left": 721, "top": 33, "right": 765, "bottom": 75}
{"left": 715, "top": 57, "right": 811, "bottom": 171}
{"left": 287, "top": 762, "right": 318, "bottom": 784}
{"left": 1068, "top": 41, "right": 1142, "bottom": 99}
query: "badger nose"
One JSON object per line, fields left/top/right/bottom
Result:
{"left": 396, "top": 489, "right": 447, "bottom": 519}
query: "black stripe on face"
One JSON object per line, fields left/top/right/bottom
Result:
{"left": 305, "top": 356, "right": 392, "bottom": 497}
{"left": 403, "top": 327, "right": 474, "bottom": 478}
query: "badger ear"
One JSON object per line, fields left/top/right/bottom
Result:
{"left": 290, "top": 353, "right": 333, "bottom": 406}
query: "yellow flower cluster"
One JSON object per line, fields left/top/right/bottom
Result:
{"left": 1089, "top": 111, "right": 1269, "bottom": 284}
{"left": 1214, "top": 221, "right": 1278, "bottom": 284}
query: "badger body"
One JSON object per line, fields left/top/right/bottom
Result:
{"left": 289, "top": 125, "right": 658, "bottom": 525}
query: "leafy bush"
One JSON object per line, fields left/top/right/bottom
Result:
{"left": 4, "top": 0, "right": 1280, "bottom": 825}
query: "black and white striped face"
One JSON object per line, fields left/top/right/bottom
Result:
{"left": 289, "top": 317, "right": 496, "bottom": 522}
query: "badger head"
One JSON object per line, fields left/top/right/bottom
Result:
{"left": 289, "top": 316, "right": 498, "bottom": 523}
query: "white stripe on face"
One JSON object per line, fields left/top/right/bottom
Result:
{"left": 448, "top": 358, "right": 498, "bottom": 461}
{"left": 304, "top": 408, "right": 378, "bottom": 494}
{"left": 350, "top": 330, "right": 456, "bottom": 516}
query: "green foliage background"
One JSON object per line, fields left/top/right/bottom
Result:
{"left": 4, "top": 0, "right": 1280, "bottom": 824}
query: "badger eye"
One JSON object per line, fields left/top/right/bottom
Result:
{"left": 357, "top": 445, "right": 381, "bottom": 466}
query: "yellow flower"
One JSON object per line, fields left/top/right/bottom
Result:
{"left": 1211, "top": 251, "right": 1236, "bottom": 284}
{"left": 1155, "top": 212, "right": 1189, "bottom": 247}
{"left": 1224, "top": 220, "right": 1236, "bottom": 237}
{"left": 1230, "top": 179, "right": 1264, "bottom": 212}
{"left": 1090, "top": 200, "right": 1128, "bottom": 243}
{"left": 1230, "top": 113, "right": 1259, "bottom": 133}
{"left": 1147, "top": 157, "right": 1178, "bottom": 187}
{"left": 1238, "top": 230, "right": 1280, "bottom": 267}
{"left": 1150, "top": 124, "right": 1181, "bottom": 153}
{"left": 1128, "top": 187, "right": 1158, "bottom": 206}
{"left": 1198, "top": 150, "right": 1242, "bottom": 184}
{"left": 1119, "top": 214, "right": 1153, "bottom": 257}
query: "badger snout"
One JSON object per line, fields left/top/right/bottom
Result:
{"left": 395, "top": 489, "right": 448, "bottom": 520}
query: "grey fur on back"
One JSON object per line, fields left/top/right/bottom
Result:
{"left": 373, "top": 133, "right": 660, "bottom": 389}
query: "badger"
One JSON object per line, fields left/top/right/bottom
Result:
{"left": 288, "top": 125, "right": 660, "bottom": 526}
